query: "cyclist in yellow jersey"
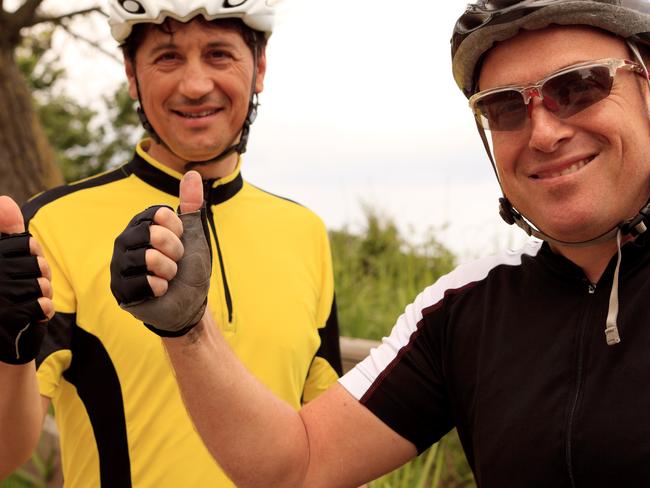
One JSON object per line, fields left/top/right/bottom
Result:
{"left": 110, "top": 1, "right": 650, "bottom": 487}
{"left": 0, "top": 1, "right": 342, "bottom": 486}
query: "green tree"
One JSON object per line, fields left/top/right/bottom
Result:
{"left": 0, "top": 1, "right": 103, "bottom": 203}
{"left": 17, "top": 29, "right": 141, "bottom": 183}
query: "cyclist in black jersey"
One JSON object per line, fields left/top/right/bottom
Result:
{"left": 110, "top": 1, "right": 650, "bottom": 487}
{"left": 0, "top": 1, "right": 342, "bottom": 485}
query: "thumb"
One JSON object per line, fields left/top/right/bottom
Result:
{"left": 179, "top": 171, "right": 204, "bottom": 214}
{"left": 0, "top": 196, "right": 26, "bottom": 234}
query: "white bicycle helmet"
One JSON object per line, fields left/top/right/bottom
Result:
{"left": 108, "top": 0, "right": 280, "bottom": 43}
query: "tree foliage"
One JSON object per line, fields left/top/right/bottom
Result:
{"left": 17, "top": 28, "right": 142, "bottom": 183}
{"left": 0, "top": 1, "right": 105, "bottom": 203}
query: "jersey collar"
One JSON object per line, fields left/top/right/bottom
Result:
{"left": 126, "top": 139, "right": 244, "bottom": 206}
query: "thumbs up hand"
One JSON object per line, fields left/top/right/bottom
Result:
{"left": 110, "top": 172, "right": 212, "bottom": 337}
{"left": 0, "top": 196, "right": 53, "bottom": 365}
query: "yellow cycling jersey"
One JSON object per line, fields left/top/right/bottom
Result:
{"left": 23, "top": 140, "right": 342, "bottom": 487}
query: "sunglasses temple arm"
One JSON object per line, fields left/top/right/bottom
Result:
{"left": 475, "top": 118, "right": 503, "bottom": 188}
{"left": 626, "top": 40, "right": 650, "bottom": 87}
{"left": 474, "top": 118, "right": 526, "bottom": 227}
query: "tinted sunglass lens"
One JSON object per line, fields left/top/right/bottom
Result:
{"left": 542, "top": 66, "right": 613, "bottom": 119}
{"left": 475, "top": 90, "right": 527, "bottom": 131}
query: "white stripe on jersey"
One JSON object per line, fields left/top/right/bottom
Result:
{"left": 338, "top": 239, "right": 543, "bottom": 400}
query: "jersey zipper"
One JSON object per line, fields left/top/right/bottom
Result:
{"left": 565, "top": 282, "right": 595, "bottom": 487}
{"left": 204, "top": 181, "right": 234, "bottom": 326}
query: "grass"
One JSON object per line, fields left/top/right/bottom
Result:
{"left": 0, "top": 437, "right": 58, "bottom": 488}
{"left": 330, "top": 208, "right": 475, "bottom": 487}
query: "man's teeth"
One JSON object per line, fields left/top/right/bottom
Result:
{"left": 178, "top": 109, "right": 217, "bottom": 119}
{"left": 538, "top": 157, "right": 594, "bottom": 179}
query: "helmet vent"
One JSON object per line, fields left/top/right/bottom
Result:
{"left": 119, "top": 0, "right": 145, "bottom": 14}
{"left": 223, "top": 0, "right": 248, "bottom": 8}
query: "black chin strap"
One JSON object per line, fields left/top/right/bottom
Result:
{"left": 498, "top": 196, "right": 650, "bottom": 247}
{"left": 475, "top": 119, "right": 650, "bottom": 247}
{"left": 134, "top": 47, "right": 260, "bottom": 170}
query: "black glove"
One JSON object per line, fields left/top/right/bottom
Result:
{"left": 110, "top": 205, "right": 212, "bottom": 337}
{"left": 0, "top": 232, "right": 47, "bottom": 364}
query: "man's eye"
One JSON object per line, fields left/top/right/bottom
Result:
{"left": 208, "top": 50, "right": 230, "bottom": 60}
{"left": 156, "top": 52, "right": 179, "bottom": 63}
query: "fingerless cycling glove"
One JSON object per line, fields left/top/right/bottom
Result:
{"left": 110, "top": 205, "right": 212, "bottom": 337}
{"left": 0, "top": 232, "right": 47, "bottom": 364}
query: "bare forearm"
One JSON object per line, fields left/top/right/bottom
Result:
{"left": 0, "top": 362, "right": 44, "bottom": 477}
{"left": 163, "top": 316, "right": 310, "bottom": 487}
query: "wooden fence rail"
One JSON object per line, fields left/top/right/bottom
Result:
{"left": 340, "top": 336, "right": 380, "bottom": 373}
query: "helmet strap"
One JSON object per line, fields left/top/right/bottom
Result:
{"left": 474, "top": 119, "right": 650, "bottom": 247}
{"left": 132, "top": 44, "right": 261, "bottom": 170}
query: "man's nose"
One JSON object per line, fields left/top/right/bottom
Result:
{"left": 178, "top": 60, "right": 214, "bottom": 99}
{"left": 527, "top": 97, "right": 575, "bottom": 153}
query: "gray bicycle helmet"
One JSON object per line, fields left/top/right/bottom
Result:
{"left": 452, "top": 0, "right": 650, "bottom": 98}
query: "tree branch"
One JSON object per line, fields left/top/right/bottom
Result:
{"left": 57, "top": 23, "right": 122, "bottom": 64}
{"left": 12, "top": 0, "right": 43, "bottom": 30}
{"left": 23, "top": 6, "right": 106, "bottom": 29}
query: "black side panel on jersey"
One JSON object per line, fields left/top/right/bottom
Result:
{"left": 62, "top": 325, "right": 132, "bottom": 487}
{"left": 35, "top": 312, "right": 74, "bottom": 368}
{"left": 360, "top": 305, "right": 455, "bottom": 454}
{"left": 317, "top": 295, "right": 343, "bottom": 376}
{"left": 22, "top": 166, "right": 131, "bottom": 225}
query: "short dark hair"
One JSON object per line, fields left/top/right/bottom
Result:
{"left": 120, "top": 17, "right": 267, "bottom": 62}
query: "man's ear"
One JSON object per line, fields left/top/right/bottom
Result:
{"left": 124, "top": 57, "right": 139, "bottom": 101}
{"left": 255, "top": 46, "right": 267, "bottom": 94}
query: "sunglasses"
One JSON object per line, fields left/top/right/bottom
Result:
{"left": 468, "top": 58, "right": 647, "bottom": 131}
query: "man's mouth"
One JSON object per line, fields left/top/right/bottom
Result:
{"left": 531, "top": 155, "right": 596, "bottom": 180}
{"left": 174, "top": 109, "right": 219, "bottom": 119}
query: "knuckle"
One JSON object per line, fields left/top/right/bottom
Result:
{"left": 145, "top": 248, "right": 161, "bottom": 269}
{"left": 38, "top": 297, "right": 54, "bottom": 320}
{"left": 149, "top": 225, "right": 163, "bottom": 246}
{"left": 145, "top": 250, "right": 176, "bottom": 280}
{"left": 147, "top": 275, "right": 168, "bottom": 297}
{"left": 38, "top": 277, "right": 53, "bottom": 299}
{"left": 37, "top": 256, "right": 51, "bottom": 279}
{"left": 150, "top": 227, "right": 183, "bottom": 260}
{"left": 29, "top": 237, "right": 43, "bottom": 256}
{"left": 154, "top": 208, "right": 181, "bottom": 233}
{"left": 153, "top": 206, "right": 173, "bottom": 222}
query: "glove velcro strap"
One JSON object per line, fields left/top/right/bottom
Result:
{"left": 143, "top": 314, "right": 203, "bottom": 338}
{"left": 0, "top": 300, "right": 47, "bottom": 365}
{"left": 0, "top": 232, "right": 47, "bottom": 364}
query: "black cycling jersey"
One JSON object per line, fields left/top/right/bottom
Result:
{"left": 341, "top": 236, "right": 650, "bottom": 488}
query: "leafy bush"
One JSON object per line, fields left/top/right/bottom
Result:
{"left": 331, "top": 205, "right": 455, "bottom": 340}
{"left": 330, "top": 207, "right": 475, "bottom": 488}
